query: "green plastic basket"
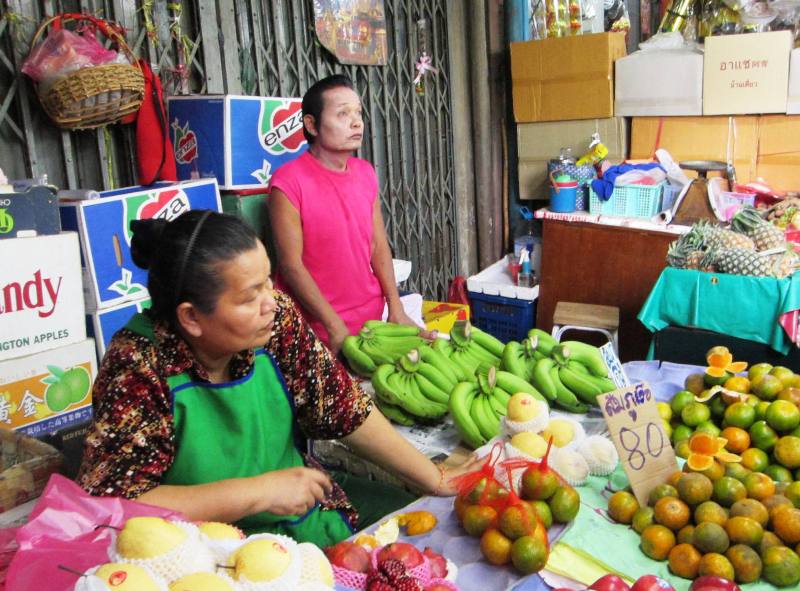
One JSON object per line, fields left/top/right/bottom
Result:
{"left": 589, "top": 182, "right": 664, "bottom": 218}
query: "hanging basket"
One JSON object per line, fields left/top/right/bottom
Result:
{"left": 28, "top": 13, "right": 144, "bottom": 130}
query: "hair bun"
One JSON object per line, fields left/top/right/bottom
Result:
{"left": 130, "top": 218, "right": 168, "bottom": 270}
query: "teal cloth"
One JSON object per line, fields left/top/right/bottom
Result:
{"left": 559, "top": 466, "right": 775, "bottom": 591}
{"left": 638, "top": 268, "right": 800, "bottom": 355}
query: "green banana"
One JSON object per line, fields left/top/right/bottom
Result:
{"left": 342, "top": 336, "right": 376, "bottom": 377}
{"left": 371, "top": 363, "right": 399, "bottom": 405}
{"left": 495, "top": 370, "right": 546, "bottom": 402}
{"left": 360, "top": 338, "right": 396, "bottom": 365}
{"left": 559, "top": 365, "right": 602, "bottom": 406}
{"left": 549, "top": 365, "right": 584, "bottom": 411}
{"left": 376, "top": 400, "right": 416, "bottom": 426}
{"left": 551, "top": 344, "right": 571, "bottom": 366}
{"left": 449, "top": 382, "right": 484, "bottom": 449}
{"left": 362, "top": 320, "right": 420, "bottom": 336}
{"left": 531, "top": 358, "right": 558, "bottom": 401}
{"left": 480, "top": 394, "right": 502, "bottom": 439}
{"left": 490, "top": 385, "right": 512, "bottom": 409}
{"left": 407, "top": 374, "right": 448, "bottom": 418}
{"left": 416, "top": 359, "right": 456, "bottom": 393}
{"left": 413, "top": 372, "right": 450, "bottom": 405}
{"left": 470, "top": 394, "right": 496, "bottom": 442}
{"left": 450, "top": 349, "right": 480, "bottom": 378}
{"left": 560, "top": 340, "right": 608, "bottom": 377}
{"left": 567, "top": 360, "right": 615, "bottom": 392}
{"left": 432, "top": 338, "right": 453, "bottom": 356}
{"left": 418, "top": 345, "right": 460, "bottom": 385}
{"left": 501, "top": 341, "right": 531, "bottom": 381}
{"left": 487, "top": 391, "right": 507, "bottom": 417}
{"left": 387, "top": 372, "right": 429, "bottom": 417}
{"left": 469, "top": 325, "right": 505, "bottom": 358}
{"left": 528, "top": 328, "right": 557, "bottom": 355}
{"left": 465, "top": 341, "right": 501, "bottom": 366}
{"left": 567, "top": 359, "right": 590, "bottom": 375}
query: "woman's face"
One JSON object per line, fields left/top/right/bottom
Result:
{"left": 311, "top": 86, "right": 364, "bottom": 152}
{"left": 191, "top": 241, "right": 277, "bottom": 356}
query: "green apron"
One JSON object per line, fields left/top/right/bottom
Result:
{"left": 125, "top": 314, "right": 354, "bottom": 545}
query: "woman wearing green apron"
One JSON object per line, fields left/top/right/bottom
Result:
{"left": 77, "top": 211, "right": 478, "bottom": 547}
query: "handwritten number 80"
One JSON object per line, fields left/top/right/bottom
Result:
{"left": 619, "top": 423, "right": 665, "bottom": 471}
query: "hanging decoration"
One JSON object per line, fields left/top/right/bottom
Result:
{"left": 312, "top": 0, "right": 388, "bottom": 66}
{"left": 413, "top": 18, "right": 437, "bottom": 96}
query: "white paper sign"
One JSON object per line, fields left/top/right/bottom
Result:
{"left": 600, "top": 342, "right": 630, "bottom": 388}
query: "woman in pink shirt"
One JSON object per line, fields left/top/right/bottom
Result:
{"left": 268, "top": 75, "right": 418, "bottom": 353}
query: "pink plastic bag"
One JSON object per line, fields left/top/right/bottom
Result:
{"left": 21, "top": 28, "right": 118, "bottom": 86}
{"left": 5, "top": 474, "right": 184, "bottom": 591}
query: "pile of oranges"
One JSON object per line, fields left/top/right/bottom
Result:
{"left": 608, "top": 441, "right": 800, "bottom": 587}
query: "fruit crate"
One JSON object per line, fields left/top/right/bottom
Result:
{"left": 588, "top": 182, "right": 665, "bottom": 218}
{"left": 0, "top": 428, "right": 63, "bottom": 514}
{"left": 466, "top": 257, "right": 538, "bottom": 343}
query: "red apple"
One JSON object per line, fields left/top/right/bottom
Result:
{"left": 590, "top": 574, "right": 632, "bottom": 591}
{"left": 324, "top": 541, "right": 371, "bottom": 573}
{"left": 631, "top": 575, "right": 675, "bottom": 591}
{"left": 423, "top": 547, "right": 448, "bottom": 579}
{"left": 689, "top": 576, "right": 741, "bottom": 591}
{"left": 377, "top": 542, "right": 424, "bottom": 569}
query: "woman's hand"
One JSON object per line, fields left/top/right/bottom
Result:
{"left": 433, "top": 454, "right": 485, "bottom": 497}
{"left": 256, "top": 467, "right": 333, "bottom": 515}
{"left": 327, "top": 321, "right": 351, "bottom": 356}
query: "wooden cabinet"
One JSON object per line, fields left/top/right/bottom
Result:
{"left": 537, "top": 218, "right": 676, "bottom": 361}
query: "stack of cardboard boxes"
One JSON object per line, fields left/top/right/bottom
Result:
{"left": 512, "top": 30, "right": 800, "bottom": 198}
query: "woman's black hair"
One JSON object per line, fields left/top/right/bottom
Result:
{"left": 130, "top": 210, "right": 259, "bottom": 327}
{"left": 301, "top": 74, "right": 355, "bottom": 144}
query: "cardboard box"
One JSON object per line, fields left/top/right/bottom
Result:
{"left": 510, "top": 33, "right": 627, "bottom": 122}
{"left": 59, "top": 179, "right": 221, "bottom": 310}
{"left": 787, "top": 48, "right": 800, "bottom": 114}
{"left": 630, "top": 115, "right": 800, "bottom": 191}
{"left": 88, "top": 296, "right": 151, "bottom": 359}
{"left": 422, "top": 301, "right": 470, "bottom": 334}
{"left": 615, "top": 48, "right": 703, "bottom": 116}
{"left": 167, "top": 95, "right": 308, "bottom": 189}
{"left": 703, "top": 31, "right": 792, "bottom": 115}
{"left": 517, "top": 118, "right": 627, "bottom": 200}
{"left": 0, "top": 232, "right": 85, "bottom": 361}
{"left": 0, "top": 338, "right": 97, "bottom": 438}
{"left": 221, "top": 192, "right": 268, "bottom": 238}
{"left": 0, "top": 186, "right": 60, "bottom": 240}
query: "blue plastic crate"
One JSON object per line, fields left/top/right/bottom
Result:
{"left": 589, "top": 182, "right": 664, "bottom": 218}
{"left": 468, "top": 291, "right": 537, "bottom": 343}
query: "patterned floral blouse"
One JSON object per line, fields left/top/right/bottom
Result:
{"left": 76, "top": 291, "right": 373, "bottom": 521}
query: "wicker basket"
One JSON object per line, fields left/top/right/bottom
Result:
{"left": 29, "top": 13, "right": 144, "bottom": 130}
{"left": 0, "top": 428, "right": 63, "bottom": 513}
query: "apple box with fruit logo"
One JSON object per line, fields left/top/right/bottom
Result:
{"left": 59, "top": 179, "right": 221, "bottom": 310}
{"left": 0, "top": 338, "right": 97, "bottom": 437}
{"left": 167, "top": 95, "right": 307, "bottom": 189}
{"left": 89, "top": 296, "right": 151, "bottom": 359}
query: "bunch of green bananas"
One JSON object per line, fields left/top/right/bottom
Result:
{"left": 371, "top": 349, "right": 456, "bottom": 425}
{"left": 341, "top": 320, "right": 425, "bottom": 377}
{"left": 501, "top": 335, "right": 546, "bottom": 382}
{"left": 524, "top": 329, "right": 616, "bottom": 413}
{"left": 430, "top": 320, "right": 505, "bottom": 381}
{"left": 448, "top": 366, "right": 546, "bottom": 449}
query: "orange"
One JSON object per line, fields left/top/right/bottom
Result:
{"left": 520, "top": 467, "right": 559, "bottom": 501}
{"left": 528, "top": 500, "right": 553, "bottom": 529}
{"left": 766, "top": 400, "right": 800, "bottom": 433}
{"left": 510, "top": 535, "right": 548, "bottom": 575}
{"left": 753, "top": 374, "right": 784, "bottom": 402}
{"left": 549, "top": 486, "right": 580, "bottom": 523}
{"left": 764, "top": 464, "right": 794, "bottom": 484}
{"left": 713, "top": 476, "right": 747, "bottom": 507}
{"left": 654, "top": 496, "right": 691, "bottom": 531}
{"left": 730, "top": 498, "right": 769, "bottom": 527}
{"left": 667, "top": 471, "right": 684, "bottom": 488}
{"left": 749, "top": 363, "right": 774, "bottom": 383}
{"left": 744, "top": 472, "right": 776, "bottom": 501}
{"left": 778, "top": 387, "right": 800, "bottom": 407}
{"left": 668, "top": 543, "right": 702, "bottom": 579}
{"left": 693, "top": 521, "right": 731, "bottom": 554}
{"left": 454, "top": 495, "right": 472, "bottom": 523}
{"left": 725, "top": 515, "right": 764, "bottom": 547}
{"left": 677, "top": 524, "right": 695, "bottom": 545}
{"left": 648, "top": 484, "right": 679, "bottom": 507}
{"left": 762, "top": 545, "right": 800, "bottom": 587}
{"left": 725, "top": 461, "right": 751, "bottom": 482}
{"left": 632, "top": 507, "right": 655, "bottom": 534}
{"left": 499, "top": 503, "right": 537, "bottom": 540}
{"left": 741, "top": 448, "right": 769, "bottom": 472}
{"left": 759, "top": 531, "right": 784, "bottom": 557}
{"left": 770, "top": 366, "right": 798, "bottom": 388}
{"left": 724, "top": 402, "right": 756, "bottom": 429}
{"left": 698, "top": 552, "right": 735, "bottom": 580}
{"left": 467, "top": 477, "right": 509, "bottom": 505}
{"left": 674, "top": 439, "right": 691, "bottom": 459}
{"left": 764, "top": 495, "right": 795, "bottom": 525}
{"left": 773, "top": 508, "right": 800, "bottom": 545}
{"left": 784, "top": 481, "right": 800, "bottom": 508}
{"left": 608, "top": 491, "right": 639, "bottom": 525}
{"left": 480, "top": 528, "right": 512, "bottom": 565}
{"left": 676, "top": 472, "right": 713, "bottom": 505}
{"left": 725, "top": 375, "right": 752, "bottom": 394}
{"left": 640, "top": 524, "right": 676, "bottom": 561}
{"left": 721, "top": 427, "right": 750, "bottom": 454}
{"left": 685, "top": 374, "right": 706, "bottom": 396}
{"left": 683, "top": 402, "right": 711, "bottom": 427}
{"left": 463, "top": 505, "right": 498, "bottom": 537}
{"left": 694, "top": 501, "right": 729, "bottom": 526}
{"left": 774, "top": 435, "right": 800, "bottom": 469}
{"left": 750, "top": 420, "right": 779, "bottom": 452}
{"left": 726, "top": 544, "right": 763, "bottom": 583}
{"left": 699, "top": 459, "right": 726, "bottom": 482}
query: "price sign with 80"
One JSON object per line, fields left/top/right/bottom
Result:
{"left": 618, "top": 422, "right": 666, "bottom": 471}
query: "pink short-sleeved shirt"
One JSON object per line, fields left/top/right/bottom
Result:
{"left": 268, "top": 151, "right": 385, "bottom": 344}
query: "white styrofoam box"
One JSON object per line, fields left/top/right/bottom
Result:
{"left": 0, "top": 338, "right": 96, "bottom": 438}
{"left": 0, "top": 232, "right": 86, "bottom": 361}
{"left": 787, "top": 48, "right": 800, "bottom": 114}
{"left": 615, "top": 48, "right": 703, "bottom": 116}
{"left": 466, "top": 257, "right": 539, "bottom": 301}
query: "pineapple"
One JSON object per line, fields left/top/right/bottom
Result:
{"left": 768, "top": 249, "right": 800, "bottom": 279}
{"left": 713, "top": 247, "right": 772, "bottom": 277}
{"left": 706, "top": 226, "right": 756, "bottom": 251}
{"left": 731, "top": 206, "right": 786, "bottom": 251}
{"left": 667, "top": 222, "right": 710, "bottom": 269}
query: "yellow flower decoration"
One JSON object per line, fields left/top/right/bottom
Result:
{"left": 686, "top": 432, "right": 741, "bottom": 472}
